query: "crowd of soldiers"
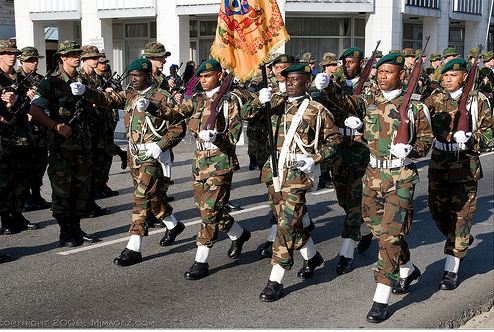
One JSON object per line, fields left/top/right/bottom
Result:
{"left": 0, "top": 37, "right": 492, "bottom": 324}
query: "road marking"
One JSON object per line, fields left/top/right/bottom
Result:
{"left": 57, "top": 204, "right": 270, "bottom": 255}
{"left": 311, "top": 188, "right": 335, "bottom": 196}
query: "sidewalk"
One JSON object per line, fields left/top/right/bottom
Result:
{"left": 459, "top": 305, "right": 494, "bottom": 329}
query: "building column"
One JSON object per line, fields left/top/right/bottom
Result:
{"left": 80, "top": 0, "right": 113, "bottom": 61}
{"left": 464, "top": 21, "right": 481, "bottom": 56}
{"left": 365, "top": 0, "right": 402, "bottom": 57}
{"left": 423, "top": 0, "right": 450, "bottom": 56}
{"left": 157, "top": 1, "right": 182, "bottom": 75}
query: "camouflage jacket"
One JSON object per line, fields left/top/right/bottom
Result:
{"left": 175, "top": 88, "right": 246, "bottom": 180}
{"left": 242, "top": 94, "right": 341, "bottom": 172}
{"left": 479, "top": 67, "right": 494, "bottom": 102}
{"left": 31, "top": 67, "right": 112, "bottom": 151}
{"left": 0, "top": 67, "right": 33, "bottom": 147}
{"left": 153, "top": 70, "right": 170, "bottom": 92}
{"left": 424, "top": 88, "right": 493, "bottom": 153}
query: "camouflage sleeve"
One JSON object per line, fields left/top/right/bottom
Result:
{"left": 409, "top": 101, "right": 433, "bottom": 159}
{"left": 322, "top": 80, "right": 368, "bottom": 120}
{"left": 84, "top": 87, "right": 126, "bottom": 109}
{"left": 156, "top": 120, "right": 186, "bottom": 150}
{"left": 240, "top": 93, "right": 283, "bottom": 122}
{"left": 471, "top": 93, "right": 493, "bottom": 151}
{"left": 316, "top": 108, "right": 341, "bottom": 163}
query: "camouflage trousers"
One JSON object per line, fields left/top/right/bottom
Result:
{"left": 47, "top": 149, "right": 92, "bottom": 219}
{"left": 29, "top": 142, "right": 48, "bottom": 190}
{"left": 428, "top": 153, "right": 478, "bottom": 259}
{"left": 331, "top": 144, "right": 369, "bottom": 241}
{"left": 362, "top": 171, "right": 415, "bottom": 287}
{"left": 129, "top": 155, "right": 173, "bottom": 237}
{"left": 265, "top": 168, "right": 311, "bottom": 270}
{"left": 247, "top": 120, "right": 270, "bottom": 168}
{"left": 193, "top": 173, "right": 234, "bottom": 248}
{"left": 0, "top": 144, "right": 32, "bottom": 213}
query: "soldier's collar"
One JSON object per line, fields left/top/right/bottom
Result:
{"left": 381, "top": 88, "right": 403, "bottom": 102}
{"left": 206, "top": 85, "right": 221, "bottom": 98}
{"left": 448, "top": 87, "right": 463, "bottom": 100}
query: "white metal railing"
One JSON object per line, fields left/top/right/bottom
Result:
{"left": 97, "top": 0, "right": 155, "bottom": 10}
{"left": 452, "top": 0, "right": 482, "bottom": 15}
{"left": 29, "top": 0, "right": 79, "bottom": 13}
{"left": 404, "top": 0, "right": 440, "bottom": 9}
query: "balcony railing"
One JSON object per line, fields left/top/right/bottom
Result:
{"left": 286, "top": 0, "right": 372, "bottom": 3}
{"left": 452, "top": 0, "right": 482, "bottom": 15}
{"left": 29, "top": 0, "right": 80, "bottom": 20}
{"left": 97, "top": 0, "right": 155, "bottom": 11}
{"left": 405, "top": 0, "right": 439, "bottom": 9}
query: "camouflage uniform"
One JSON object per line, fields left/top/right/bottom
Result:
{"left": 332, "top": 82, "right": 433, "bottom": 286}
{"left": 425, "top": 88, "right": 493, "bottom": 259}
{"left": 243, "top": 90, "right": 341, "bottom": 270}
{"left": 143, "top": 42, "right": 171, "bottom": 91}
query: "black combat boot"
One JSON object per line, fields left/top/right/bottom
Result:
{"left": 184, "top": 262, "right": 209, "bottom": 280}
{"left": 11, "top": 211, "right": 39, "bottom": 230}
{"left": 336, "top": 256, "right": 354, "bottom": 275}
{"left": 227, "top": 229, "right": 251, "bottom": 259}
{"left": 84, "top": 199, "right": 109, "bottom": 218}
{"left": 57, "top": 217, "right": 82, "bottom": 247}
{"left": 257, "top": 241, "right": 273, "bottom": 258}
{"left": 113, "top": 248, "right": 143, "bottom": 267}
{"left": 259, "top": 280, "right": 284, "bottom": 302}
{"left": 248, "top": 155, "right": 257, "bottom": 170}
{"left": 118, "top": 149, "right": 128, "bottom": 170}
{"left": 147, "top": 214, "right": 165, "bottom": 228}
{"left": 297, "top": 251, "right": 324, "bottom": 279}
{"left": 99, "top": 184, "right": 119, "bottom": 198}
{"left": 357, "top": 233, "right": 373, "bottom": 253}
{"left": 30, "top": 188, "right": 51, "bottom": 209}
{"left": 1, "top": 212, "right": 21, "bottom": 235}
{"left": 392, "top": 265, "right": 421, "bottom": 294}
{"left": 72, "top": 218, "right": 98, "bottom": 243}
{"left": 366, "top": 302, "right": 389, "bottom": 323}
{"left": 439, "top": 271, "right": 458, "bottom": 290}
{"left": 159, "top": 221, "right": 185, "bottom": 246}
{"left": 225, "top": 202, "right": 242, "bottom": 212}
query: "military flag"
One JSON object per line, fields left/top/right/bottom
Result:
{"left": 210, "top": 0, "right": 290, "bottom": 82}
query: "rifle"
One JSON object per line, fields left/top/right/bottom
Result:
{"left": 456, "top": 44, "right": 483, "bottom": 133}
{"left": 354, "top": 40, "right": 381, "bottom": 96}
{"left": 394, "top": 36, "right": 430, "bottom": 145}
{"left": 0, "top": 70, "right": 40, "bottom": 122}
{"left": 204, "top": 73, "right": 234, "bottom": 130}
{"left": 100, "top": 70, "right": 128, "bottom": 91}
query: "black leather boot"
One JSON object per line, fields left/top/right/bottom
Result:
{"left": 113, "top": 248, "right": 143, "bottom": 267}
{"left": 336, "top": 256, "right": 353, "bottom": 275}
{"left": 297, "top": 251, "right": 324, "bottom": 279}
{"left": 257, "top": 241, "right": 273, "bottom": 258}
{"left": 357, "top": 233, "right": 373, "bottom": 253}
{"left": 259, "top": 280, "right": 284, "bottom": 302}
{"left": 184, "top": 262, "right": 209, "bottom": 280}
{"left": 392, "top": 264, "right": 421, "bottom": 294}
{"left": 366, "top": 301, "right": 389, "bottom": 323}
{"left": 225, "top": 202, "right": 242, "bottom": 212}
{"left": 227, "top": 229, "right": 251, "bottom": 259}
{"left": 439, "top": 271, "right": 458, "bottom": 290}
{"left": 72, "top": 218, "right": 98, "bottom": 243}
{"left": 30, "top": 188, "right": 51, "bottom": 209}
{"left": 12, "top": 211, "right": 39, "bottom": 230}
{"left": 1, "top": 212, "right": 21, "bottom": 235}
{"left": 57, "top": 217, "right": 82, "bottom": 247}
{"left": 160, "top": 221, "right": 185, "bottom": 246}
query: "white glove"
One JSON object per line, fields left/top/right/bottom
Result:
{"left": 315, "top": 73, "right": 330, "bottom": 90}
{"left": 144, "top": 142, "right": 162, "bottom": 159}
{"left": 199, "top": 130, "right": 217, "bottom": 143}
{"left": 297, "top": 157, "right": 315, "bottom": 174}
{"left": 70, "top": 82, "right": 86, "bottom": 96}
{"left": 391, "top": 143, "right": 413, "bottom": 159}
{"left": 344, "top": 116, "right": 363, "bottom": 130}
{"left": 135, "top": 98, "right": 150, "bottom": 112}
{"left": 259, "top": 87, "right": 273, "bottom": 104}
{"left": 453, "top": 130, "right": 472, "bottom": 144}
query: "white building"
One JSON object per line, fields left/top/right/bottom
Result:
{"left": 0, "top": 0, "right": 15, "bottom": 39}
{"left": 13, "top": 0, "right": 494, "bottom": 75}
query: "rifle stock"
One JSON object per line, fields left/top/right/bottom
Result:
{"left": 205, "top": 73, "right": 234, "bottom": 130}
{"left": 354, "top": 40, "right": 381, "bottom": 96}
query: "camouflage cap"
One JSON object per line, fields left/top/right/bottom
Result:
{"left": 376, "top": 53, "right": 405, "bottom": 69}
{"left": 272, "top": 54, "right": 295, "bottom": 66}
{"left": 483, "top": 51, "right": 494, "bottom": 62}
{"left": 195, "top": 58, "right": 222, "bottom": 76}
{"left": 98, "top": 56, "right": 110, "bottom": 64}
{"left": 127, "top": 57, "right": 152, "bottom": 72}
{"left": 18, "top": 46, "right": 44, "bottom": 61}
{"left": 56, "top": 40, "right": 82, "bottom": 55}
{"left": 441, "top": 58, "right": 467, "bottom": 74}
{"left": 443, "top": 47, "right": 459, "bottom": 58}
{"left": 339, "top": 47, "right": 364, "bottom": 60}
{"left": 468, "top": 47, "right": 481, "bottom": 59}
{"left": 389, "top": 49, "right": 402, "bottom": 54}
{"left": 374, "top": 50, "right": 383, "bottom": 59}
{"left": 80, "top": 45, "right": 103, "bottom": 59}
{"left": 281, "top": 63, "right": 312, "bottom": 77}
{"left": 267, "top": 52, "right": 281, "bottom": 65}
{"left": 429, "top": 52, "right": 442, "bottom": 62}
{"left": 0, "top": 39, "right": 21, "bottom": 54}
{"left": 402, "top": 48, "right": 415, "bottom": 57}
{"left": 320, "top": 52, "right": 338, "bottom": 66}
{"left": 142, "top": 42, "right": 171, "bottom": 58}
{"left": 299, "top": 52, "right": 316, "bottom": 64}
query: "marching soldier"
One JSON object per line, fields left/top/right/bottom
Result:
{"left": 321, "top": 47, "right": 373, "bottom": 274}
{"left": 244, "top": 63, "right": 340, "bottom": 302}
{"left": 427, "top": 52, "right": 442, "bottom": 80}
{"left": 424, "top": 58, "right": 493, "bottom": 290}
{"left": 142, "top": 42, "right": 172, "bottom": 91}
{"left": 16, "top": 47, "right": 51, "bottom": 211}
{"left": 0, "top": 39, "right": 38, "bottom": 234}
{"left": 479, "top": 51, "right": 494, "bottom": 105}
{"left": 298, "top": 52, "right": 317, "bottom": 75}
{"left": 316, "top": 52, "right": 433, "bottom": 322}
{"left": 28, "top": 40, "right": 111, "bottom": 246}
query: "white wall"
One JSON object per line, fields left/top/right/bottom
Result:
{"left": 365, "top": 0, "right": 402, "bottom": 56}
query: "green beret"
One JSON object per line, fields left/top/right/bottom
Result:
{"left": 443, "top": 47, "right": 459, "bottom": 58}
{"left": 429, "top": 52, "right": 442, "bottom": 62}
{"left": 376, "top": 53, "right": 405, "bottom": 69}
{"left": 195, "top": 58, "right": 222, "bottom": 76}
{"left": 483, "top": 51, "right": 494, "bottom": 62}
{"left": 272, "top": 54, "right": 295, "bottom": 66}
{"left": 440, "top": 58, "right": 467, "bottom": 74}
{"left": 281, "top": 63, "right": 312, "bottom": 77}
{"left": 339, "top": 47, "right": 364, "bottom": 60}
{"left": 127, "top": 58, "right": 152, "bottom": 72}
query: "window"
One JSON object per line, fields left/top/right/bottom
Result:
{"left": 200, "top": 21, "right": 217, "bottom": 37}
{"left": 125, "top": 23, "right": 148, "bottom": 38}
{"left": 403, "top": 23, "right": 423, "bottom": 50}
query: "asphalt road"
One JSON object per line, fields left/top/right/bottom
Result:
{"left": 0, "top": 141, "right": 492, "bottom": 329}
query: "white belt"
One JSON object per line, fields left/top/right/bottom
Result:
{"left": 196, "top": 141, "right": 219, "bottom": 150}
{"left": 434, "top": 140, "right": 467, "bottom": 152}
{"left": 284, "top": 153, "right": 307, "bottom": 168}
{"left": 369, "top": 155, "right": 412, "bottom": 169}
{"left": 338, "top": 127, "right": 363, "bottom": 136}
{"left": 133, "top": 143, "right": 156, "bottom": 150}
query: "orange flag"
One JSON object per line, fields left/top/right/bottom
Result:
{"left": 210, "top": 0, "right": 290, "bottom": 82}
